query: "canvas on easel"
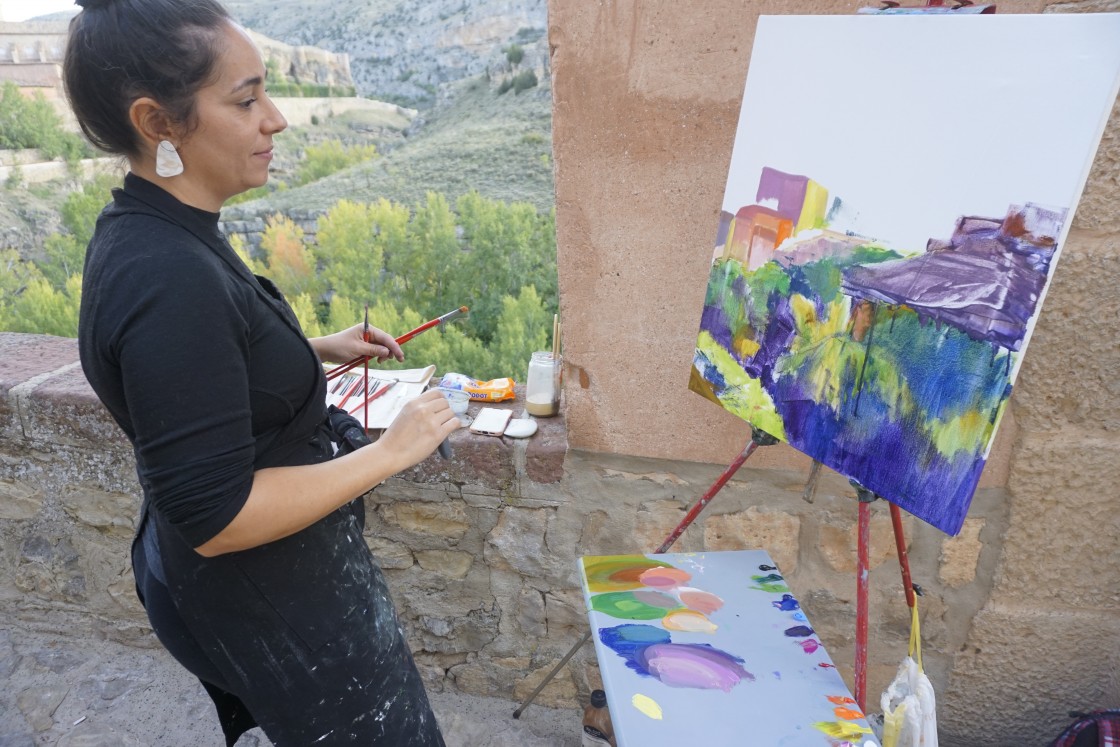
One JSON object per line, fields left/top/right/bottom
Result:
{"left": 690, "top": 14, "right": 1120, "bottom": 534}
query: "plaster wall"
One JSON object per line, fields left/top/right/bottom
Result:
{"left": 549, "top": 0, "right": 1120, "bottom": 743}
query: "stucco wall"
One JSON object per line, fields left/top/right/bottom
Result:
{"left": 549, "top": 0, "right": 1120, "bottom": 744}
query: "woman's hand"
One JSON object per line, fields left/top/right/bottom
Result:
{"left": 310, "top": 322, "right": 404, "bottom": 364}
{"left": 375, "top": 389, "right": 462, "bottom": 471}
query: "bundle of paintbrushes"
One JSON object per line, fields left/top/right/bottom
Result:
{"left": 324, "top": 306, "right": 469, "bottom": 383}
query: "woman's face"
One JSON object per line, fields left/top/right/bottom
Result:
{"left": 174, "top": 21, "right": 287, "bottom": 211}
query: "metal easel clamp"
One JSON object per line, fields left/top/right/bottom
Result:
{"left": 849, "top": 478, "right": 878, "bottom": 503}
{"left": 750, "top": 425, "right": 779, "bottom": 447}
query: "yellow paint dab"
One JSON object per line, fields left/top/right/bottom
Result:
{"left": 814, "top": 721, "right": 872, "bottom": 740}
{"left": 632, "top": 693, "right": 663, "bottom": 720}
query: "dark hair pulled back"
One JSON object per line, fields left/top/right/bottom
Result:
{"left": 63, "top": 0, "right": 231, "bottom": 158}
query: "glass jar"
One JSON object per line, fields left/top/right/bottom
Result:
{"left": 525, "top": 351, "right": 561, "bottom": 417}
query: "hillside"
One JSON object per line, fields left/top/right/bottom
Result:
{"left": 222, "top": 0, "right": 547, "bottom": 108}
{"left": 223, "top": 72, "right": 553, "bottom": 222}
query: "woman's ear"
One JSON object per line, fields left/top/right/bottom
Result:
{"left": 128, "top": 97, "right": 176, "bottom": 149}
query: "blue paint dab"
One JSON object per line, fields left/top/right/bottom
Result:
{"left": 772, "top": 594, "right": 800, "bottom": 611}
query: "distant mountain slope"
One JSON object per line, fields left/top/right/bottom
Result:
{"left": 222, "top": 0, "right": 546, "bottom": 107}
{"left": 223, "top": 72, "right": 553, "bottom": 222}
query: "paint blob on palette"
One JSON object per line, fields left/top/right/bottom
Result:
{"left": 690, "top": 14, "right": 1120, "bottom": 536}
{"left": 580, "top": 550, "right": 880, "bottom": 746}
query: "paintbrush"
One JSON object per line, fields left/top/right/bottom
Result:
{"left": 349, "top": 379, "right": 397, "bottom": 416}
{"left": 325, "top": 306, "right": 470, "bottom": 382}
{"left": 363, "top": 303, "right": 370, "bottom": 431}
{"left": 395, "top": 306, "right": 469, "bottom": 346}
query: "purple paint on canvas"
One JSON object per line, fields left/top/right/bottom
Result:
{"left": 784, "top": 625, "right": 815, "bottom": 638}
{"left": 756, "top": 166, "right": 810, "bottom": 222}
{"left": 641, "top": 642, "right": 755, "bottom": 692}
{"left": 599, "top": 624, "right": 754, "bottom": 692}
{"left": 842, "top": 204, "right": 1064, "bottom": 351}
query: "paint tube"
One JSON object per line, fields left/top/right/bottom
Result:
{"left": 438, "top": 372, "right": 515, "bottom": 402}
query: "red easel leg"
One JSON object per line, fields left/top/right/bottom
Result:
{"left": 855, "top": 497, "right": 871, "bottom": 713}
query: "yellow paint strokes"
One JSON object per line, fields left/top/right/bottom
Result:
{"left": 796, "top": 179, "right": 829, "bottom": 234}
{"left": 631, "top": 693, "right": 663, "bottom": 720}
{"left": 662, "top": 609, "right": 717, "bottom": 633}
{"left": 814, "top": 721, "right": 872, "bottom": 740}
{"left": 929, "top": 407, "right": 993, "bottom": 461}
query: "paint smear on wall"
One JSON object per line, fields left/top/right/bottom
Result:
{"left": 632, "top": 693, "right": 664, "bottom": 720}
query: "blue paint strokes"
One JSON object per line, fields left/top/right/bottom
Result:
{"left": 792, "top": 612, "right": 807, "bottom": 622}
{"left": 599, "top": 624, "right": 671, "bottom": 678}
{"left": 784, "top": 625, "right": 815, "bottom": 638}
{"left": 771, "top": 594, "right": 800, "bottom": 611}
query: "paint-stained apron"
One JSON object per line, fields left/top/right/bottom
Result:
{"left": 135, "top": 420, "right": 445, "bottom": 746}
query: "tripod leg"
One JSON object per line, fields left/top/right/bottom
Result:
{"left": 511, "top": 433, "right": 769, "bottom": 719}
{"left": 511, "top": 630, "right": 591, "bottom": 719}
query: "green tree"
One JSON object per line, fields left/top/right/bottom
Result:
{"left": 288, "top": 293, "right": 323, "bottom": 338}
{"left": 385, "top": 192, "right": 459, "bottom": 318}
{"left": 295, "top": 140, "right": 377, "bottom": 186}
{"left": 0, "top": 82, "right": 89, "bottom": 162}
{"left": 3, "top": 274, "right": 81, "bottom": 337}
{"left": 315, "top": 200, "right": 381, "bottom": 302}
{"left": 488, "top": 285, "right": 551, "bottom": 380}
{"left": 257, "top": 214, "right": 322, "bottom": 299}
{"left": 505, "top": 44, "right": 524, "bottom": 66}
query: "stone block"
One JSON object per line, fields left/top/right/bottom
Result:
{"left": 939, "top": 518, "right": 985, "bottom": 588}
{"left": 365, "top": 536, "right": 414, "bottom": 570}
{"left": 516, "top": 587, "right": 547, "bottom": 638}
{"left": 635, "top": 498, "right": 702, "bottom": 553}
{"left": 997, "top": 431, "right": 1120, "bottom": 608}
{"left": 703, "top": 506, "right": 800, "bottom": 574}
{"left": 818, "top": 509, "right": 908, "bottom": 575}
{"left": 415, "top": 550, "right": 473, "bottom": 580}
{"left": 16, "top": 685, "right": 68, "bottom": 732}
{"left": 58, "top": 486, "right": 135, "bottom": 538}
{"left": 484, "top": 506, "right": 562, "bottom": 582}
{"left": 544, "top": 588, "right": 588, "bottom": 633}
{"left": 511, "top": 658, "right": 579, "bottom": 709}
{"left": 379, "top": 500, "right": 470, "bottom": 539}
{"left": 1012, "top": 233, "right": 1120, "bottom": 431}
{"left": 0, "top": 478, "right": 43, "bottom": 520}
{"left": 940, "top": 606, "right": 1120, "bottom": 745}
{"left": 524, "top": 418, "right": 567, "bottom": 484}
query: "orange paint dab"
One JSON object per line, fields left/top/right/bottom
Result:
{"left": 827, "top": 695, "right": 857, "bottom": 705}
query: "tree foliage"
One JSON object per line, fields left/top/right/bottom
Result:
{"left": 295, "top": 140, "right": 378, "bottom": 186}
{"left": 3, "top": 182, "right": 558, "bottom": 382}
{"left": 0, "top": 82, "right": 91, "bottom": 163}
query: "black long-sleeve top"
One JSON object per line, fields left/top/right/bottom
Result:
{"left": 79, "top": 173, "right": 326, "bottom": 548}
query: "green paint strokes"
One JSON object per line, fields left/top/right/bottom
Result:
{"left": 590, "top": 591, "right": 683, "bottom": 620}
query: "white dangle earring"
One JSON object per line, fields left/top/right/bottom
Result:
{"left": 155, "top": 140, "right": 184, "bottom": 178}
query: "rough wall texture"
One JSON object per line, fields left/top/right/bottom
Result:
{"left": 549, "top": 0, "right": 1119, "bottom": 744}
{"left": 0, "top": 332, "right": 1017, "bottom": 741}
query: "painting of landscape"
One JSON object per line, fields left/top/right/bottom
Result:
{"left": 691, "top": 15, "right": 1120, "bottom": 534}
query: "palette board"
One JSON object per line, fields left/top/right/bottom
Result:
{"left": 580, "top": 551, "right": 879, "bottom": 746}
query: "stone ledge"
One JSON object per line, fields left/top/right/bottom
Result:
{"left": 0, "top": 332, "right": 569, "bottom": 492}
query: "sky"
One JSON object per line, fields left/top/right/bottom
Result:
{"left": 2, "top": 0, "right": 77, "bottom": 22}
{"left": 721, "top": 14, "right": 1120, "bottom": 252}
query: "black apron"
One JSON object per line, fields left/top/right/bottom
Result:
{"left": 121, "top": 190, "right": 444, "bottom": 746}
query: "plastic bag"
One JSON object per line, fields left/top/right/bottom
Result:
{"left": 881, "top": 604, "right": 938, "bottom": 747}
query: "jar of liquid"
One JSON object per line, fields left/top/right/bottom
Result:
{"left": 581, "top": 689, "right": 615, "bottom": 747}
{"left": 525, "top": 351, "right": 561, "bottom": 417}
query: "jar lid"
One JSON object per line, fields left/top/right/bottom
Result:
{"left": 590, "top": 689, "right": 607, "bottom": 708}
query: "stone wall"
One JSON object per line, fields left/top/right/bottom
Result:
{"left": 549, "top": 0, "right": 1120, "bottom": 744}
{"left": 0, "top": 328, "right": 1079, "bottom": 744}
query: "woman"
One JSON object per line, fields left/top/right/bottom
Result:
{"left": 64, "top": 0, "right": 459, "bottom": 743}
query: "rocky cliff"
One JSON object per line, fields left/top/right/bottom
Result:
{"left": 223, "top": 0, "right": 547, "bottom": 106}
